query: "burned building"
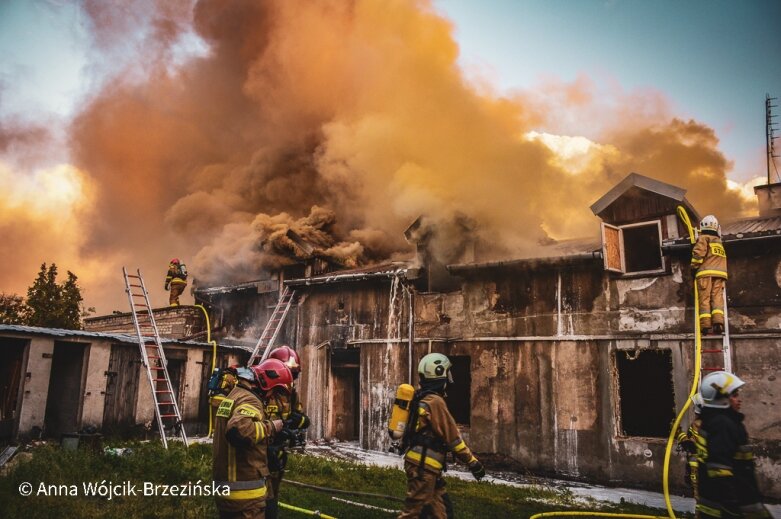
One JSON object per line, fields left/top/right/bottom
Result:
{"left": 194, "top": 172, "right": 781, "bottom": 498}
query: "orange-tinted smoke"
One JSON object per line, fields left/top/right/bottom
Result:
{"left": 57, "top": 0, "right": 751, "bottom": 309}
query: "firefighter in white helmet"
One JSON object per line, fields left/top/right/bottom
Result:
{"left": 695, "top": 372, "right": 771, "bottom": 519}
{"left": 398, "top": 352, "right": 484, "bottom": 519}
{"left": 691, "top": 215, "right": 728, "bottom": 335}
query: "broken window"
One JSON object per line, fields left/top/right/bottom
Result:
{"left": 445, "top": 355, "right": 471, "bottom": 426}
{"left": 601, "top": 220, "right": 664, "bottom": 275}
{"left": 615, "top": 349, "right": 675, "bottom": 438}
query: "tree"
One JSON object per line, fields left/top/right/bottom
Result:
{"left": 25, "top": 263, "right": 85, "bottom": 329}
{"left": 0, "top": 293, "right": 31, "bottom": 325}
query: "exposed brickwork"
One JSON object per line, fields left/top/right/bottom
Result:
{"left": 85, "top": 305, "right": 206, "bottom": 339}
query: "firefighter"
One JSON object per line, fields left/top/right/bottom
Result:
{"left": 398, "top": 352, "right": 485, "bottom": 519}
{"left": 257, "top": 351, "right": 308, "bottom": 519}
{"left": 696, "top": 371, "right": 771, "bottom": 519}
{"left": 676, "top": 394, "right": 704, "bottom": 507}
{"left": 691, "top": 216, "right": 728, "bottom": 335}
{"left": 164, "top": 258, "right": 188, "bottom": 306}
{"left": 212, "top": 363, "right": 289, "bottom": 519}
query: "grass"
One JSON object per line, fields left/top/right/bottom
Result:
{"left": 0, "top": 441, "right": 683, "bottom": 518}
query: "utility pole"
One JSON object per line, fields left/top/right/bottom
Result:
{"left": 767, "top": 93, "right": 779, "bottom": 184}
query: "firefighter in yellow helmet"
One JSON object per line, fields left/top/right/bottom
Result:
{"left": 696, "top": 371, "right": 771, "bottom": 519}
{"left": 212, "top": 365, "right": 287, "bottom": 519}
{"left": 398, "top": 353, "right": 484, "bottom": 519}
{"left": 164, "top": 258, "right": 188, "bottom": 306}
{"left": 691, "top": 216, "right": 727, "bottom": 335}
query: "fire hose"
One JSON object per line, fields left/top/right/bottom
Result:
{"left": 194, "top": 304, "right": 218, "bottom": 437}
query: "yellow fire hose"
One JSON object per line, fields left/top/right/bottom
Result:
{"left": 531, "top": 207, "right": 702, "bottom": 519}
{"left": 279, "top": 502, "right": 338, "bottom": 519}
{"left": 194, "top": 304, "right": 218, "bottom": 437}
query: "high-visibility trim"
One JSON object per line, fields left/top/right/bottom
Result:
{"left": 707, "top": 467, "right": 733, "bottom": 477}
{"left": 215, "top": 479, "right": 267, "bottom": 500}
{"left": 734, "top": 451, "right": 754, "bottom": 460}
{"left": 699, "top": 313, "right": 712, "bottom": 318}
{"left": 405, "top": 450, "right": 444, "bottom": 470}
{"left": 170, "top": 279, "right": 187, "bottom": 284}
{"left": 695, "top": 503, "right": 723, "bottom": 517}
{"left": 235, "top": 403, "right": 261, "bottom": 418}
{"left": 691, "top": 258, "right": 704, "bottom": 264}
{"left": 695, "top": 270, "right": 728, "bottom": 279}
{"left": 712, "top": 309, "right": 724, "bottom": 315}
{"left": 451, "top": 440, "right": 467, "bottom": 453}
{"left": 254, "top": 422, "right": 261, "bottom": 443}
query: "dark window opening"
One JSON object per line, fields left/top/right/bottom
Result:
{"left": 616, "top": 349, "right": 675, "bottom": 437}
{"left": 45, "top": 341, "right": 88, "bottom": 438}
{"left": 445, "top": 355, "right": 471, "bottom": 426}
{"left": 622, "top": 223, "right": 662, "bottom": 273}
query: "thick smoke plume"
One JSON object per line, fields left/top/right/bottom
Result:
{"left": 0, "top": 0, "right": 755, "bottom": 312}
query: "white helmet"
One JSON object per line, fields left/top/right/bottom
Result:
{"left": 700, "top": 215, "right": 720, "bottom": 234}
{"left": 690, "top": 393, "right": 704, "bottom": 414}
{"left": 418, "top": 353, "right": 453, "bottom": 382}
{"left": 236, "top": 367, "right": 255, "bottom": 383}
{"left": 700, "top": 371, "right": 745, "bottom": 408}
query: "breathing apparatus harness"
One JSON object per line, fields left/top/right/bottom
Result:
{"left": 399, "top": 382, "right": 450, "bottom": 479}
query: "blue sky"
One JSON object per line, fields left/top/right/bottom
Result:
{"left": 433, "top": 0, "right": 781, "bottom": 182}
{"left": 1, "top": 0, "right": 779, "bottom": 181}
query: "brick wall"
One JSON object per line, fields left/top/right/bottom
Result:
{"left": 85, "top": 306, "right": 206, "bottom": 339}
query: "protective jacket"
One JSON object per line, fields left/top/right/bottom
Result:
{"left": 403, "top": 392, "right": 477, "bottom": 474}
{"left": 692, "top": 231, "right": 728, "bottom": 279}
{"left": 164, "top": 262, "right": 188, "bottom": 289}
{"left": 212, "top": 381, "right": 278, "bottom": 515}
{"left": 696, "top": 408, "right": 770, "bottom": 518}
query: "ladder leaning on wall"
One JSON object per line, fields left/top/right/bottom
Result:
{"left": 122, "top": 267, "right": 189, "bottom": 448}
{"left": 248, "top": 285, "right": 297, "bottom": 366}
{"left": 700, "top": 290, "right": 733, "bottom": 375}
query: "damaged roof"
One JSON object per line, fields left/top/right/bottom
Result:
{"left": 0, "top": 324, "right": 245, "bottom": 350}
{"left": 285, "top": 262, "right": 411, "bottom": 287}
{"left": 448, "top": 237, "right": 602, "bottom": 273}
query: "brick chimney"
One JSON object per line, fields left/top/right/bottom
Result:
{"left": 754, "top": 182, "right": 781, "bottom": 217}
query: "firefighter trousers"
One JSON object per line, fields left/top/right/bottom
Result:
{"left": 697, "top": 277, "right": 725, "bottom": 329}
{"left": 169, "top": 282, "right": 186, "bottom": 306}
{"left": 398, "top": 462, "right": 453, "bottom": 519}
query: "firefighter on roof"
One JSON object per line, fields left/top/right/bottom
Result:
{"left": 691, "top": 215, "right": 728, "bottom": 335}
{"left": 164, "top": 258, "right": 188, "bottom": 306}
{"left": 212, "top": 363, "right": 289, "bottom": 519}
{"left": 261, "top": 348, "right": 309, "bottom": 519}
{"left": 398, "top": 352, "right": 485, "bottom": 519}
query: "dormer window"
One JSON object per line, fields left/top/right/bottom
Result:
{"left": 601, "top": 220, "right": 664, "bottom": 274}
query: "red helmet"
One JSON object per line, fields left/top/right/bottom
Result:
{"left": 269, "top": 345, "right": 301, "bottom": 379}
{"left": 250, "top": 359, "right": 293, "bottom": 393}
{"left": 170, "top": 258, "right": 180, "bottom": 264}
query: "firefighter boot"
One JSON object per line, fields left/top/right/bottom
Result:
{"left": 713, "top": 323, "right": 724, "bottom": 335}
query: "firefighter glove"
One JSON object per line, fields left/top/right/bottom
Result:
{"left": 164, "top": 284, "right": 169, "bottom": 291}
{"left": 285, "top": 411, "right": 310, "bottom": 430}
{"left": 270, "top": 419, "right": 285, "bottom": 434}
{"left": 469, "top": 460, "right": 485, "bottom": 481}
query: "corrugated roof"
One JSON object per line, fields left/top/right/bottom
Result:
{"left": 0, "top": 324, "right": 240, "bottom": 349}
{"left": 286, "top": 263, "right": 410, "bottom": 287}
{"left": 721, "top": 215, "right": 781, "bottom": 237}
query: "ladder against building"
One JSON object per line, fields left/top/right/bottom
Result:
{"left": 122, "top": 267, "right": 189, "bottom": 449}
{"left": 248, "top": 286, "right": 297, "bottom": 366}
{"left": 700, "top": 289, "right": 733, "bottom": 377}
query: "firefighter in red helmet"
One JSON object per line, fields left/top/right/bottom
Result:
{"left": 263, "top": 347, "right": 310, "bottom": 519}
{"left": 212, "top": 363, "right": 288, "bottom": 519}
{"left": 164, "top": 258, "right": 188, "bottom": 306}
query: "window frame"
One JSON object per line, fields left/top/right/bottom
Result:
{"left": 601, "top": 219, "right": 665, "bottom": 276}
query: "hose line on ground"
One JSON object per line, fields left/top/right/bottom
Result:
{"left": 194, "top": 304, "right": 218, "bottom": 437}
{"left": 529, "top": 513, "right": 671, "bottom": 519}
{"left": 279, "top": 501, "right": 338, "bottom": 518}
{"left": 284, "top": 478, "right": 404, "bottom": 503}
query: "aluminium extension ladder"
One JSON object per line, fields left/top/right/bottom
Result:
{"left": 122, "top": 267, "right": 189, "bottom": 448}
{"left": 247, "top": 286, "right": 296, "bottom": 366}
{"left": 700, "top": 289, "right": 733, "bottom": 376}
